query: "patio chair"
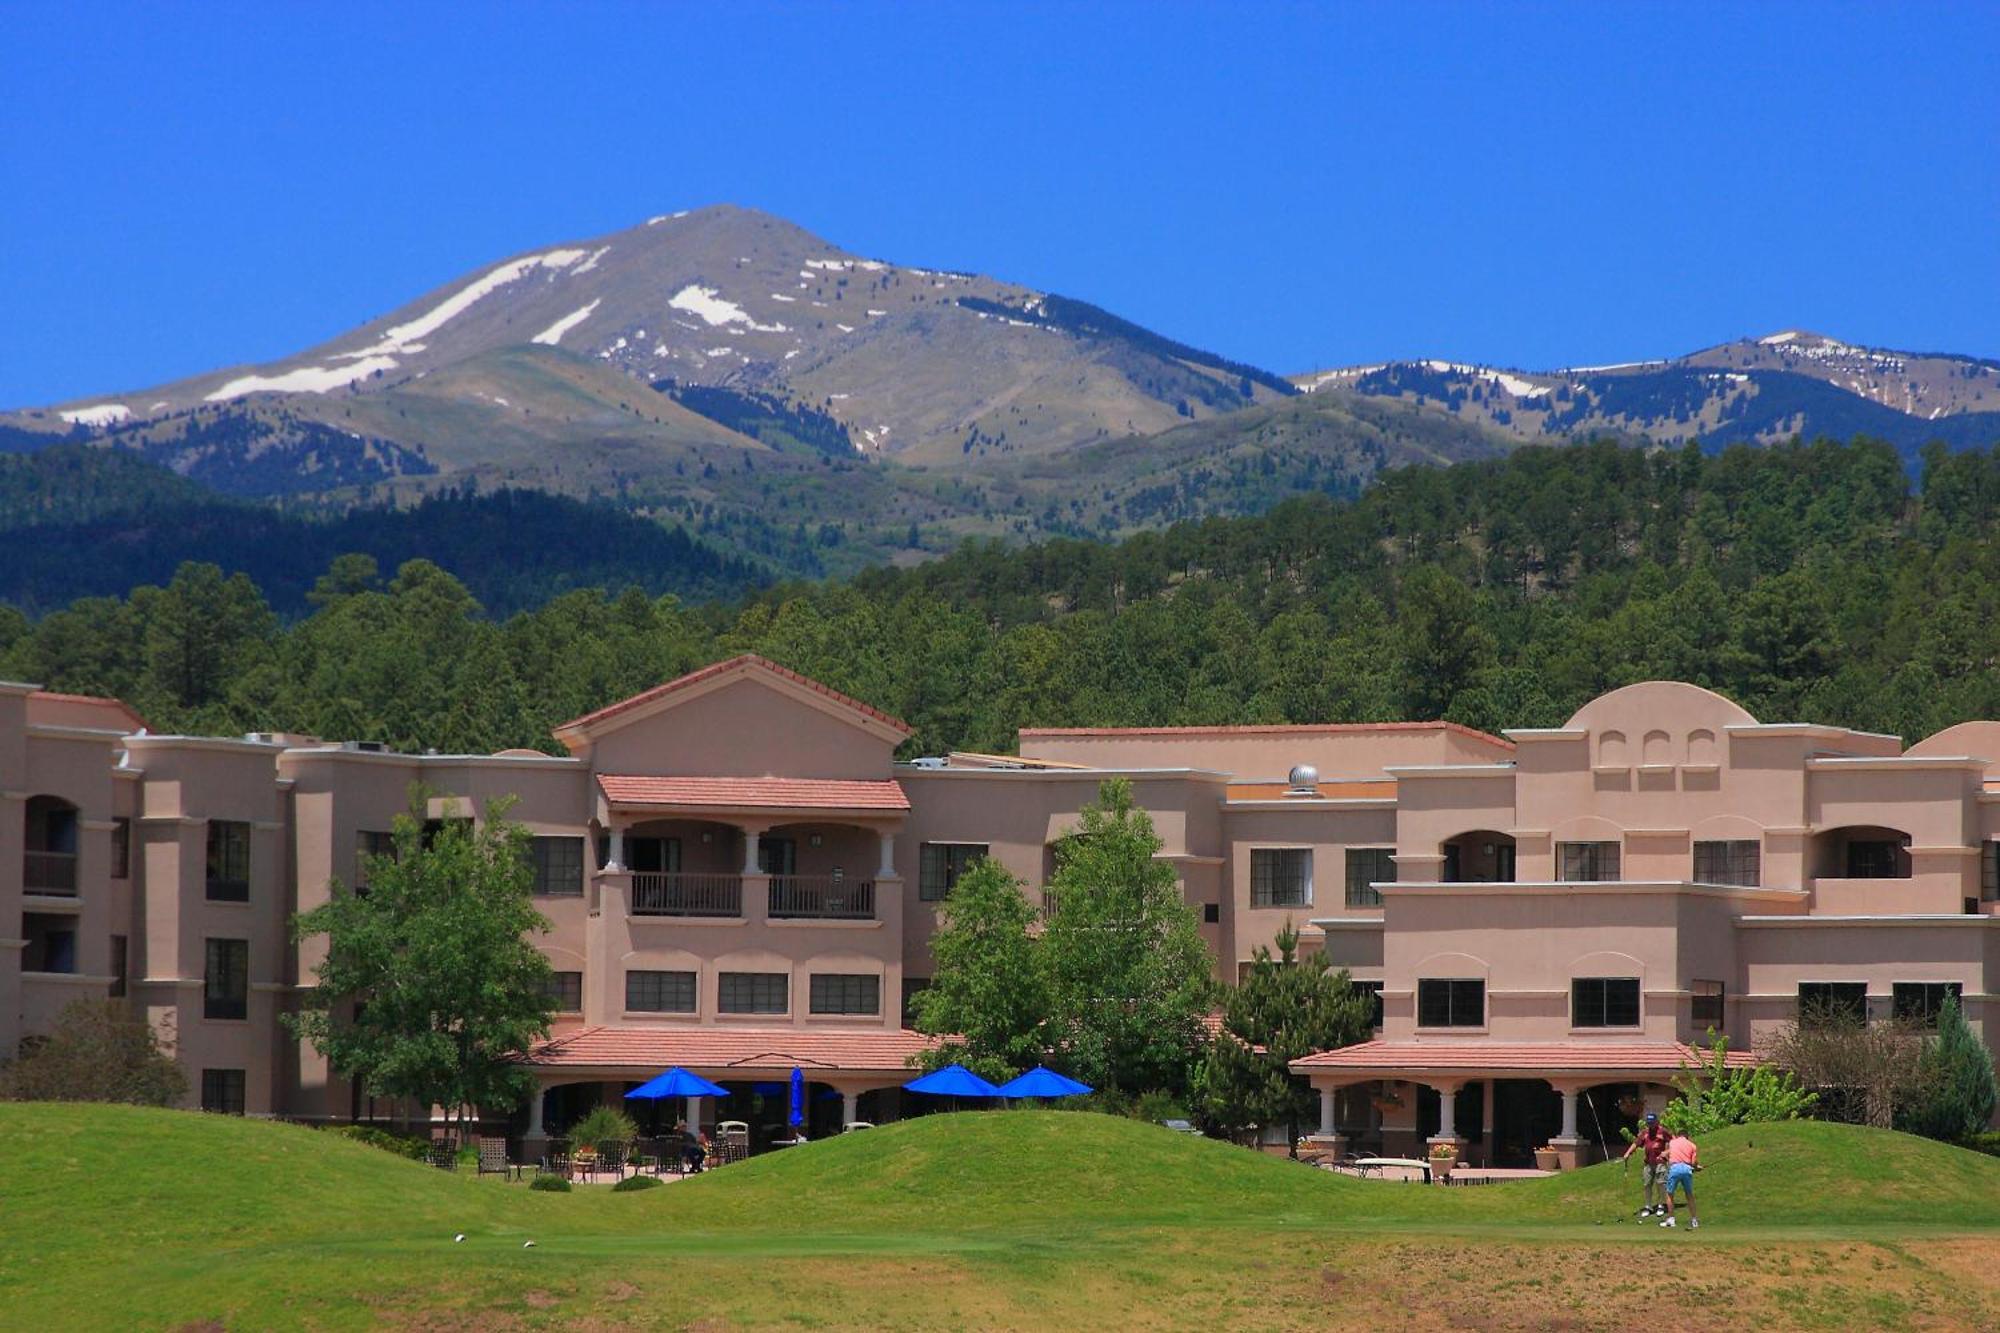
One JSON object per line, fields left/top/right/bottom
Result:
{"left": 538, "top": 1138, "right": 573, "bottom": 1181}
{"left": 425, "top": 1141, "right": 457, "bottom": 1171}
{"left": 596, "top": 1139, "right": 631, "bottom": 1181}
{"left": 475, "top": 1136, "right": 515, "bottom": 1179}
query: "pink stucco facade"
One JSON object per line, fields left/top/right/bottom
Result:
{"left": 4, "top": 666, "right": 1994, "bottom": 1160}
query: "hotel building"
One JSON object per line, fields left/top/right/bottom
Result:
{"left": 3, "top": 658, "right": 1994, "bottom": 1163}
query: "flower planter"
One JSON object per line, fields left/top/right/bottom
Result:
{"left": 1533, "top": 1148, "right": 1561, "bottom": 1172}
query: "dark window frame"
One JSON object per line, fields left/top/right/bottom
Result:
{"left": 200, "top": 1068, "right": 247, "bottom": 1115}
{"left": 545, "top": 971, "right": 583, "bottom": 1013}
{"left": 1571, "top": 976, "right": 1642, "bottom": 1028}
{"left": 1345, "top": 847, "right": 1397, "bottom": 908}
{"left": 1890, "top": 981, "right": 1962, "bottom": 1029}
{"left": 1416, "top": 977, "right": 1485, "bottom": 1028}
{"left": 205, "top": 820, "right": 251, "bottom": 902}
{"left": 1556, "top": 841, "right": 1621, "bottom": 882}
{"left": 110, "top": 817, "right": 131, "bottom": 879}
{"left": 203, "top": 937, "right": 249, "bottom": 1020}
{"left": 1690, "top": 978, "right": 1725, "bottom": 1031}
{"left": 625, "top": 969, "right": 697, "bottom": 1013}
{"left": 718, "top": 971, "right": 789, "bottom": 1015}
{"left": 1352, "top": 979, "right": 1385, "bottom": 1030}
{"left": 109, "top": 933, "right": 128, "bottom": 999}
{"left": 1692, "top": 839, "right": 1760, "bottom": 887}
{"left": 1250, "top": 848, "right": 1312, "bottom": 908}
{"left": 918, "top": 842, "right": 988, "bottom": 902}
{"left": 530, "top": 835, "right": 586, "bottom": 897}
{"left": 1798, "top": 981, "right": 1868, "bottom": 1027}
{"left": 809, "top": 973, "right": 881, "bottom": 1016}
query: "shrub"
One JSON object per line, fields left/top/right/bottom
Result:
{"left": 323, "top": 1124, "right": 430, "bottom": 1160}
{"left": 568, "top": 1104, "right": 640, "bottom": 1152}
{"left": 528, "top": 1174, "right": 572, "bottom": 1192}
{"left": 610, "top": 1174, "right": 661, "bottom": 1192}
{"left": 0, "top": 1000, "right": 188, "bottom": 1106}
{"left": 1962, "top": 1131, "right": 2000, "bottom": 1159}
{"left": 1900, "top": 995, "right": 1998, "bottom": 1143}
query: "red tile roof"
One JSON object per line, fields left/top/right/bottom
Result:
{"left": 1290, "top": 1040, "right": 1760, "bottom": 1074}
{"left": 1020, "top": 720, "right": 1513, "bottom": 749}
{"left": 597, "top": 774, "right": 910, "bottom": 812}
{"left": 556, "top": 654, "right": 911, "bottom": 736}
{"left": 527, "top": 1025, "right": 934, "bottom": 1074}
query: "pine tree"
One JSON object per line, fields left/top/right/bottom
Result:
{"left": 1903, "top": 994, "right": 1998, "bottom": 1141}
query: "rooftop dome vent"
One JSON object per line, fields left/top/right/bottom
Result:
{"left": 1286, "top": 763, "right": 1319, "bottom": 795}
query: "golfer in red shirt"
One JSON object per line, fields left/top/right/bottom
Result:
{"left": 1622, "top": 1111, "right": 1672, "bottom": 1217}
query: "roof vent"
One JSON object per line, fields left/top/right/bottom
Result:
{"left": 1286, "top": 763, "right": 1319, "bottom": 795}
{"left": 342, "top": 740, "right": 389, "bottom": 753}
{"left": 907, "top": 756, "right": 947, "bottom": 769}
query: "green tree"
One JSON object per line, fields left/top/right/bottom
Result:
{"left": 1041, "top": 778, "right": 1213, "bottom": 1098}
{"left": 1662, "top": 1033, "right": 1817, "bottom": 1136}
{"left": 1902, "top": 994, "right": 1998, "bottom": 1142}
{"left": 0, "top": 999, "right": 187, "bottom": 1105}
{"left": 908, "top": 857, "right": 1048, "bottom": 1082}
{"left": 285, "top": 791, "right": 556, "bottom": 1143}
{"left": 1396, "top": 564, "right": 1495, "bottom": 718}
{"left": 1195, "top": 922, "right": 1374, "bottom": 1154}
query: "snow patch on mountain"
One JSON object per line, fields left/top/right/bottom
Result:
{"left": 206, "top": 356, "right": 399, "bottom": 401}
{"left": 531, "top": 299, "right": 600, "bottom": 346}
{"left": 668, "top": 285, "right": 787, "bottom": 333}
{"left": 58, "top": 403, "right": 131, "bottom": 427}
{"left": 338, "top": 249, "right": 589, "bottom": 360}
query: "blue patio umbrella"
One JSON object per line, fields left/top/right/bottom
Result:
{"left": 789, "top": 1066, "right": 806, "bottom": 1129}
{"left": 902, "top": 1063, "right": 1005, "bottom": 1098}
{"left": 624, "top": 1067, "right": 728, "bottom": 1100}
{"left": 996, "top": 1066, "right": 1092, "bottom": 1098}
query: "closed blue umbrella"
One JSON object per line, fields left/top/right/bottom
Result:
{"left": 624, "top": 1067, "right": 728, "bottom": 1100}
{"left": 903, "top": 1063, "right": 1005, "bottom": 1098}
{"left": 996, "top": 1066, "right": 1092, "bottom": 1098}
{"left": 789, "top": 1066, "right": 806, "bottom": 1129}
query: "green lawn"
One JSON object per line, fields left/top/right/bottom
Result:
{"left": 2, "top": 1105, "right": 1996, "bottom": 1330}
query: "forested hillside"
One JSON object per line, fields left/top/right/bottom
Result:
{"left": 5, "top": 437, "right": 1998, "bottom": 758}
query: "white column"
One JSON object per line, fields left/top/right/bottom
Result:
{"left": 740, "top": 826, "right": 765, "bottom": 875}
{"left": 1436, "top": 1084, "right": 1458, "bottom": 1140}
{"left": 842, "top": 1089, "right": 860, "bottom": 1127}
{"left": 1559, "top": 1087, "right": 1579, "bottom": 1140}
{"left": 605, "top": 826, "right": 625, "bottom": 872}
{"left": 877, "top": 830, "right": 897, "bottom": 878}
{"left": 685, "top": 1094, "right": 701, "bottom": 1130}
{"left": 1319, "top": 1085, "right": 1337, "bottom": 1137}
{"left": 526, "top": 1084, "right": 545, "bottom": 1138}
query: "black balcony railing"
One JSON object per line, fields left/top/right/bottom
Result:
{"left": 24, "top": 850, "right": 77, "bottom": 895}
{"left": 768, "top": 875, "right": 875, "bottom": 920}
{"left": 631, "top": 872, "right": 743, "bottom": 918}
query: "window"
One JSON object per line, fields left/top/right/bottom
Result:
{"left": 111, "top": 817, "right": 131, "bottom": 879}
{"left": 109, "top": 934, "right": 128, "bottom": 999}
{"left": 205, "top": 821, "right": 250, "bottom": 901}
{"left": 23, "top": 914, "right": 76, "bottom": 974}
{"left": 1690, "top": 979, "right": 1725, "bottom": 1030}
{"left": 719, "top": 971, "right": 788, "bottom": 1014}
{"left": 1572, "top": 977, "right": 1641, "bottom": 1028}
{"left": 1345, "top": 848, "right": 1396, "bottom": 908}
{"left": 204, "top": 938, "right": 249, "bottom": 1020}
{"left": 901, "top": 977, "right": 931, "bottom": 1027}
{"left": 757, "top": 836, "right": 797, "bottom": 876}
{"left": 1693, "top": 840, "right": 1760, "bottom": 887}
{"left": 1983, "top": 842, "right": 1999, "bottom": 902}
{"left": 200, "top": 1068, "right": 247, "bottom": 1115}
{"left": 530, "top": 836, "right": 585, "bottom": 897}
{"left": 1557, "top": 841, "right": 1621, "bottom": 882}
{"left": 1416, "top": 978, "right": 1484, "bottom": 1028}
{"left": 354, "top": 830, "right": 395, "bottom": 892}
{"left": 1846, "top": 839, "right": 1904, "bottom": 879}
{"left": 545, "top": 971, "right": 583, "bottom": 1013}
{"left": 625, "top": 970, "right": 697, "bottom": 1013}
{"left": 918, "top": 843, "right": 987, "bottom": 902}
{"left": 1798, "top": 981, "right": 1867, "bottom": 1027}
{"left": 1250, "top": 849, "right": 1312, "bottom": 907}
{"left": 1352, "top": 979, "right": 1385, "bottom": 1029}
{"left": 1891, "top": 982, "right": 1963, "bottom": 1028}
{"left": 1202, "top": 902, "right": 1220, "bottom": 924}
{"left": 810, "top": 973, "right": 881, "bottom": 1016}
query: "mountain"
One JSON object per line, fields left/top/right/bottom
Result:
{"left": 1296, "top": 331, "right": 2000, "bottom": 462}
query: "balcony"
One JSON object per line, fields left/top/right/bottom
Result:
{"left": 631, "top": 872, "right": 743, "bottom": 918}
{"left": 769, "top": 874, "right": 875, "bottom": 921}
{"left": 24, "top": 850, "right": 77, "bottom": 896}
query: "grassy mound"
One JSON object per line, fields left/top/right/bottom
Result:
{"left": 2, "top": 1104, "right": 1995, "bottom": 1329}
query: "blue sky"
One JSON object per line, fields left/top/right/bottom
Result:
{"left": 3, "top": 1, "right": 1995, "bottom": 406}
